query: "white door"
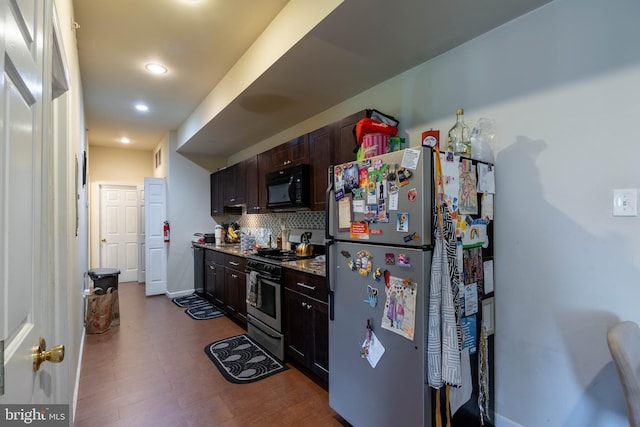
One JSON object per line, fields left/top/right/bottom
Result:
{"left": 99, "top": 184, "right": 139, "bottom": 282}
{"left": 144, "top": 178, "right": 167, "bottom": 296}
{"left": 0, "top": 0, "right": 55, "bottom": 404}
{"left": 138, "top": 185, "right": 146, "bottom": 283}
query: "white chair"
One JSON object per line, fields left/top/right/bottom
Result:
{"left": 607, "top": 321, "right": 640, "bottom": 427}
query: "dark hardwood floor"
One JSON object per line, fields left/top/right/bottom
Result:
{"left": 75, "top": 282, "right": 343, "bottom": 427}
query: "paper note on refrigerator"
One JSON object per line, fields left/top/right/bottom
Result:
{"left": 381, "top": 276, "right": 417, "bottom": 340}
{"left": 363, "top": 331, "right": 385, "bottom": 368}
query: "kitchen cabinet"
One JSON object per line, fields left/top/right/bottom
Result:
{"left": 308, "top": 124, "right": 333, "bottom": 212}
{"left": 223, "top": 162, "right": 246, "bottom": 206}
{"left": 335, "top": 110, "right": 367, "bottom": 166}
{"left": 224, "top": 254, "right": 247, "bottom": 325}
{"left": 271, "top": 135, "right": 309, "bottom": 170}
{"left": 245, "top": 155, "right": 261, "bottom": 214}
{"left": 283, "top": 269, "right": 329, "bottom": 383}
{"left": 204, "top": 250, "right": 225, "bottom": 305}
{"left": 307, "top": 110, "right": 367, "bottom": 211}
{"left": 210, "top": 170, "right": 224, "bottom": 216}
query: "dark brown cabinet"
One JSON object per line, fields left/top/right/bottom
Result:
{"left": 223, "top": 162, "right": 246, "bottom": 206}
{"left": 204, "top": 250, "right": 225, "bottom": 305}
{"left": 224, "top": 254, "right": 247, "bottom": 325}
{"left": 283, "top": 269, "right": 329, "bottom": 383}
{"left": 271, "top": 135, "right": 309, "bottom": 170}
{"left": 334, "top": 110, "right": 367, "bottom": 166}
{"left": 308, "top": 124, "right": 333, "bottom": 212}
{"left": 210, "top": 171, "right": 224, "bottom": 216}
{"left": 245, "top": 155, "right": 261, "bottom": 214}
{"left": 307, "top": 110, "right": 367, "bottom": 211}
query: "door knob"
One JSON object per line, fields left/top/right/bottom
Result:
{"left": 101, "top": 238, "right": 106, "bottom": 242}
{"left": 33, "top": 338, "right": 64, "bottom": 372}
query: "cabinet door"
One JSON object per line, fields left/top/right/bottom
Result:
{"left": 257, "top": 151, "right": 272, "bottom": 212}
{"left": 212, "top": 262, "right": 225, "bottom": 307}
{"left": 335, "top": 110, "right": 367, "bottom": 166}
{"left": 308, "top": 124, "right": 334, "bottom": 212}
{"left": 210, "top": 171, "right": 224, "bottom": 216}
{"left": 272, "top": 135, "right": 309, "bottom": 169}
{"left": 223, "top": 163, "right": 246, "bottom": 206}
{"left": 245, "top": 155, "right": 261, "bottom": 214}
{"left": 311, "top": 300, "right": 329, "bottom": 381}
{"left": 224, "top": 268, "right": 246, "bottom": 323}
{"left": 284, "top": 288, "right": 308, "bottom": 365}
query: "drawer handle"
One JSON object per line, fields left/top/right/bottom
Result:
{"left": 229, "top": 261, "right": 240, "bottom": 266}
{"left": 296, "top": 282, "right": 316, "bottom": 290}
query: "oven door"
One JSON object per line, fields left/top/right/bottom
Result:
{"left": 246, "top": 272, "right": 281, "bottom": 332}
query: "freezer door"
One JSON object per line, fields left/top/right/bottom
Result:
{"left": 329, "top": 241, "right": 432, "bottom": 427}
{"left": 331, "top": 146, "right": 433, "bottom": 247}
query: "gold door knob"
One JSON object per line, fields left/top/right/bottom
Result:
{"left": 33, "top": 338, "right": 65, "bottom": 372}
{"left": 101, "top": 238, "right": 106, "bottom": 242}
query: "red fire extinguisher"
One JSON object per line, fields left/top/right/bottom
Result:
{"left": 163, "top": 221, "right": 170, "bottom": 243}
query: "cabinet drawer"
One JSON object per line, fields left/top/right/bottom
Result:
{"left": 225, "top": 254, "right": 246, "bottom": 271}
{"left": 205, "top": 249, "right": 225, "bottom": 264}
{"left": 285, "top": 270, "right": 327, "bottom": 302}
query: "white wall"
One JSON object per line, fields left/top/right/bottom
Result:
{"left": 331, "top": 0, "right": 636, "bottom": 425}
{"left": 166, "top": 132, "right": 224, "bottom": 294}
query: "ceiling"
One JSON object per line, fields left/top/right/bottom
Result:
{"left": 74, "top": 0, "right": 551, "bottom": 157}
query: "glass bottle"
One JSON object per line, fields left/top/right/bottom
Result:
{"left": 447, "top": 108, "right": 471, "bottom": 156}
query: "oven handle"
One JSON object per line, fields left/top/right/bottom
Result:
{"left": 247, "top": 316, "right": 283, "bottom": 340}
{"left": 246, "top": 269, "right": 280, "bottom": 282}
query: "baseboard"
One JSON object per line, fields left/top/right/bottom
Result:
{"left": 166, "top": 289, "right": 195, "bottom": 299}
{"left": 495, "top": 412, "right": 525, "bottom": 427}
{"left": 72, "top": 328, "right": 86, "bottom": 425}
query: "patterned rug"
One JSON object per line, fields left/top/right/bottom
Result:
{"left": 172, "top": 294, "right": 225, "bottom": 320}
{"left": 204, "top": 334, "right": 288, "bottom": 384}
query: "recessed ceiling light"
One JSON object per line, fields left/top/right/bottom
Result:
{"left": 135, "top": 103, "right": 149, "bottom": 112}
{"left": 145, "top": 63, "right": 168, "bottom": 75}
{"left": 120, "top": 137, "right": 131, "bottom": 144}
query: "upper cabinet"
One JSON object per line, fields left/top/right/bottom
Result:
{"left": 308, "top": 110, "right": 367, "bottom": 211}
{"left": 223, "top": 162, "right": 246, "bottom": 207}
{"left": 271, "top": 135, "right": 309, "bottom": 170}
{"left": 211, "top": 111, "right": 367, "bottom": 214}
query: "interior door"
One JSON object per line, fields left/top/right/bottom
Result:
{"left": 0, "top": 0, "right": 53, "bottom": 403}
{"left": 137, "top": 185, "right": 145, "bottom": 283}
{"left": 144, "top": 177, "right": 167, "bottom": 296}
{"left": 99, "top": 184, "right": 139, "bottom": 282}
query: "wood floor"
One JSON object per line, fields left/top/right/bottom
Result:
{"left": 75, "top": 282, "right": 344, "bottom": 427}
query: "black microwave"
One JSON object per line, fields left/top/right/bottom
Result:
{"left": 265, "top": 164, "right": 310, "bottom": 211}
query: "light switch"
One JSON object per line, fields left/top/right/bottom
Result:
{"left": 613, "top": 189, "right": 638, "bottom": 216}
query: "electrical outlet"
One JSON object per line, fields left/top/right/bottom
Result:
{"left": 613, "top": 189, "right": 638, "bottom": 216}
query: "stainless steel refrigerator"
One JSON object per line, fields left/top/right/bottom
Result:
{"left": 326, "top": 146, "right": 434, "bottom": 426}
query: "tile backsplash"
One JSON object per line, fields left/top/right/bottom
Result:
{"left": 220, "top": 211, "right": 326, "bottom": 248}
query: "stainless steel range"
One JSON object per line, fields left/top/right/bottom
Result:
{"left": 245, "top": 231, "right": 325, "bottom": 361}
{"left": 246, "top": 253, "right": 287, "bottom": 361}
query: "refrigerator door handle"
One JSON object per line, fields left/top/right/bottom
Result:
{"left": 325, "top": 239, "right": 335, "bottom": 321}
{"left": 325, "top": 165, "right": 334, "bottom": 241}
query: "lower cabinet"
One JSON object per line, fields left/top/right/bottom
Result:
{"left": 204, "top": 250, "right": 224, "bottom": 305}
{"left": 203, "top": 249, "right": 247, "bottom": 327}
{"left": 223, "top": 254, "right": 247, "bottom": 325}
{"left": 283, "top": 270, "right": 329, "bottom": 383}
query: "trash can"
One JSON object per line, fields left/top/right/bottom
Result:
{"left": 88, "top": 268, "right": 120, "bottom": 292}
{"left": 86, "top": 268, "right": 121, "bottom": 334}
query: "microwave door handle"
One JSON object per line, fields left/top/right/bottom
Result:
{"left": 287, "top": 176, "right": 295, "bottom": 202}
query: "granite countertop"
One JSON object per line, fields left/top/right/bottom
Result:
{"left": 192, "top": 242, "right": 244, "bottom": 256}
{"left": 192, "top": 242, "right": 326, "bottom": 277}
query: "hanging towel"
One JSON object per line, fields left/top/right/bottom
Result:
{"left": 247, "top": 271, "right": 259, "bottom": 307}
